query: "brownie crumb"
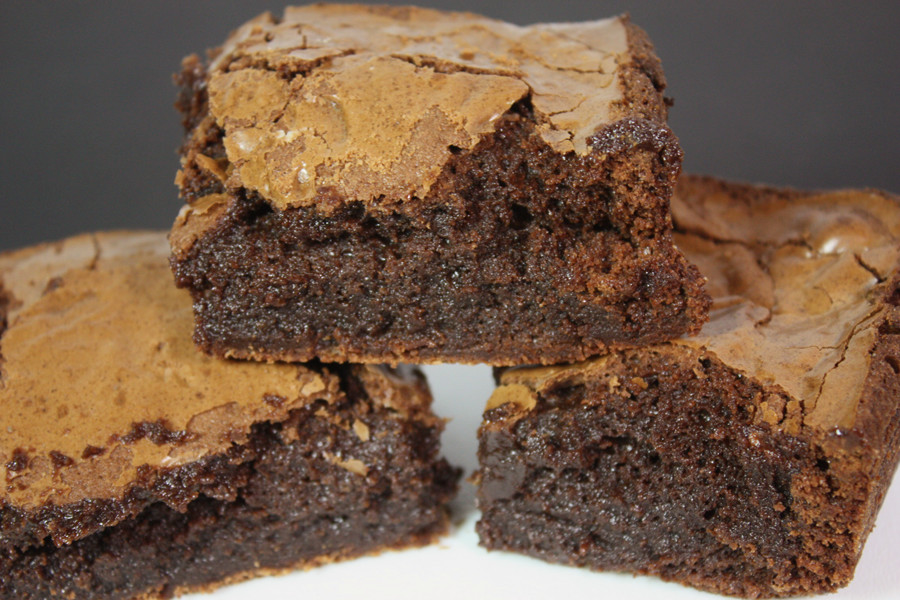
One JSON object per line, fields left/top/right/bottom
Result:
{"left": 170, "top": 6, "right": 709, "bottom": 366}
{"left": 49, "top": 451, "right": 74, "bottom": 469}
{"left": 115, "top": 420, "right": 192, "bottom": 446}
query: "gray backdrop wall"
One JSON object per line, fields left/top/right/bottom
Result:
{"left": 2, "top": 1, "right": 898, "bottom": 251}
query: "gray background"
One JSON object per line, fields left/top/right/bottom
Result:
{"left": 2, "top": 1, "right": 898, "bottom": 252}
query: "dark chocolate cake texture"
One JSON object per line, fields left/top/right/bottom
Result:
{"left": 170, "top": 4, "right": 709, "bottom": 366}
{"left": 0, "top": 232, "right": 458, "bottom": 600}
{"left": 477, "top": 176, "right": 900, "bottom": 597}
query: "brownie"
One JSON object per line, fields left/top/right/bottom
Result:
{"left": 169, "top": 4, "right": 709, "bottom": 366}
{"left": 0, "top": 232, "right": 458, "bottom": 600}
{"left": 476, "top": 176, "right": 900, "bottom": 597}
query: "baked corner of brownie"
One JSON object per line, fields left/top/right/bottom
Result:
{"left": 0, "top": 231, "right": 458, "bottom": 600}
{"left": 476, "top": 176, "right": 900, "bottom": 597}
{"left": 169, "top": 4, "right": 709, "bottom": 366}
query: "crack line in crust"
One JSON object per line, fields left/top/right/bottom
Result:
{"left": 388, "top": 52, "right": 522, "bottom": 78}
{"left": 810, "top": 305, "right": 883, "bottom": 421}
{"left": 223, "top": 48, "right": 359, "bottom": 78}
{"left": 855, "top": 252, "right": 887, "bottom": 283}
{"left": 674, "top": 188, "right": 899, "bottom": 428}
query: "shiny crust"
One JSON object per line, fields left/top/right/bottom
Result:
{"left": 672, "top": 175, "right": 900, "bottom": 432}
{"left": 173, "top": 5, "right": 675, "bottom": 221}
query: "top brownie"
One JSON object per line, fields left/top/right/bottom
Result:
{"left": 170, "top": 4, "right": 709, "bottom": 366}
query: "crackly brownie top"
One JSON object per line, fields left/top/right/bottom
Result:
{"left": 493, "top": 177, "right": 900, "bottom": 433}
{"left": 197, "top": 4, "right": 641, "bottom": 211}
{"left": 0, "top": 232, "right": 428, "bottom": 510}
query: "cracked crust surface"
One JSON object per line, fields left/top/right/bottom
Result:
{"left": 0, "top": 232, "right": 440, "bottom": 535}
{"left": 174, "top": 4, "right": 668, "bottom": 218}
{"left": 671, "top": 176, "right": 900, "bottom": 432}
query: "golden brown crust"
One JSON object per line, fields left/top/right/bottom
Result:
{"left": 168, "top": 193, "right": 232, "bottom": 262}
{"left": 184, "top": 4, "right": 667, "bottom": 215}
{"left": 0, "top": 232, "right": 430, "bottom": 510}
{"left": 671, "top": 175, "right": 900, "bottom": 432}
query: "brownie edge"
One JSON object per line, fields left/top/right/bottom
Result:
{"left": 476, "top": 177, "right": 900, "bottom": 597}
{"left": 3, "top": 384, "right": 459, "bottom": 600}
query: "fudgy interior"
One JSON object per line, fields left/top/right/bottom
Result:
{"left": 1, "top": 371, "right": 458, "bottom": 600}
{"left": 173, "top": 69, "right": 707, "bottom": 365}
{"left": 477, "top": 347, "right": 898, "bottom": 598}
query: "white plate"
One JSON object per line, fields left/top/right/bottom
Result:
{"left": 184, "top": 364, "right": 900, "bottom": 600}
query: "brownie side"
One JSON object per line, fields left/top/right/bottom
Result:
{"left": 172, "top": 55, "right": 226, "bottom": 204}
{"left": 1, "top": 372, "right": 459, "bottom": 600}
{"left": 789, "top": 286, "right": 900, "bottom": 592}
{"left": 171, "top": 101, "right": 706, "bottom": 366}
{"left": 1, "top": 428, "right": 257, "bottom": 552}
{"left": 0, "top": 279, "right": 8, "bottom": 354}
{"left": 618, "top": 17, "right": 670, "bottom": 122}
{"left": 478, "top": 349, "right": 812, "bottom": 598}
{"left": 477, "top": 335, "right": 900, "bottom": 597}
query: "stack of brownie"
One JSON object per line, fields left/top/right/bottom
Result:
{"left": 1, "top": 4, "right": 898, "bottom": 599}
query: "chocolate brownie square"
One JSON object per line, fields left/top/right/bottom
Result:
{"left": 0, "top": 232, "right": 458, "bottom": 599}
{"left": 170, "top": 4, "right": 709, "bottom": 366}
{"left": 476, "top": 176, "right": 900, "bottom": 597}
